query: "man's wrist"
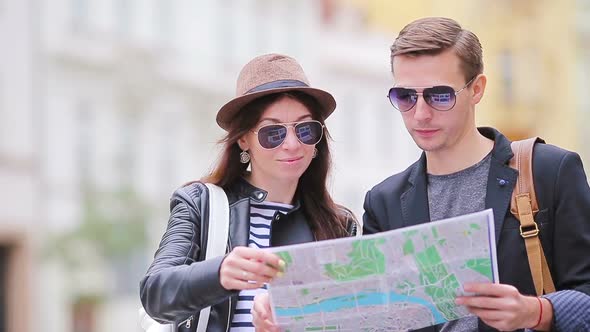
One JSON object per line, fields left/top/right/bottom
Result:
{"left": 530, "top": 297, "right": 554, "bottom": 331}
{"left": 524, "top": 296, "right": 541, "bottom": 329}
{"left": 529, "top": 296, "right": 543, "bottom": 329}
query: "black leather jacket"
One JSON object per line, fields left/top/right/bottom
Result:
{"left": 140, "top": 178, "right": 357, "bottom": 332}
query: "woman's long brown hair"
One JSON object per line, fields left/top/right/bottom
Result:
{"left": 201, "top": 91, "right": 351, "bottom": 240}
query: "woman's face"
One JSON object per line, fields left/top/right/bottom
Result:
{"left": 238, "top": 96, "right": 321, "bottom": 189}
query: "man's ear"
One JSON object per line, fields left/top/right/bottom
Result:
{"left": 471, "top": 74, "right": 487, "bottom": 105}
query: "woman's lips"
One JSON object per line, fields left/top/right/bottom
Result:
{"left": 278, "top": 156, "right": 304, "bottom": 164}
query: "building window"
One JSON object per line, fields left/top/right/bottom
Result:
{"left": 498, "top": 49, "right": 514, "bottom": 106}
{"left": 158, "top": 112, "right": 175, "bottom": 189}
{"left": 115, "top": 0, "right": 132, "bottom": 37}
{"left": 376, "top": 96, "right": 395, "bottom": 163}
{"left": 76, "top": 101, "right": 93, "bottom": 188}
{"left": 118, "top": 110, "right": 138, "bottom": 187}
{"left": 254, "top": 0, "right": 270, "bottom": 53}
{"left": 154, "top": 0, "right": 173, "bottom": 43}
{"left": 71, "top": 0, "right": 89, "bottom": 33}
{"left": 217, "top": 0, "right": 235, "bottom": 63}
{"left": 0, "top": 74, "right": 3, "bottom": 150}
{"left": 341, "top": 92, "right": 360, "bottom": 154}
{"left": 577, "top": 47, "right": 590, "bottom": 166}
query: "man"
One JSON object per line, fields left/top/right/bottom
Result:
{"left": 363, "top": 17, "right": 590, "bottom": 331}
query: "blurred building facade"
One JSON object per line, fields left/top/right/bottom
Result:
{"left": 0, "top": 1, "right": 418, "bottom": 331}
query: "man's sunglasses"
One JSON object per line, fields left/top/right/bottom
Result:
{"left": 387, "top": 76, "right": 476, "bottom": 112}
{"left": 252, "top": 120, "right": 324, "bottom": 150}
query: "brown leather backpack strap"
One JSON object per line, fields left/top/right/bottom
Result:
{"left": 509, "top": 137, "right": 556, "bottom": 295}
{"left": 509, "top": 138, "right": 541, "bottom": 232}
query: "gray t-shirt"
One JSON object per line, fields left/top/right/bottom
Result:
{"left": 426, "top": 153, "right": 492, "bottom": 332}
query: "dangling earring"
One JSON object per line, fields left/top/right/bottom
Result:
{"left": 312, "top": 148, "right": 318, "bottom": 159}
{"left": 240, "top": 150, "right": 251, "bottom": 164}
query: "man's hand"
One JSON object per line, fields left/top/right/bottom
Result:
{"left": 456, "top": 282, "right": 552, "bottom": 331}
{"left": 252, "top": 293, "right": 280, "bottom": 332}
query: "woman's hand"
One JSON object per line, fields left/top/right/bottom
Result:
{"left": 456, "top": 282, "right": 552, "bottom": 331}
{"left": 220, "top": 246, "right": 284, "bottom": 291}
{"left": 252, "top": 293, "right": 280, "bottom": 332}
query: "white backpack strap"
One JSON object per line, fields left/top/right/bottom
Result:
{"left": 197, "top": 183, "right": 230, "bottom": 332}
{"left": 202, "top": 183, "right": 230, "bottom": 259}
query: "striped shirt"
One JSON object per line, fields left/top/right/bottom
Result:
{"left": 230, "top": 200, "right": 293, "bottom": 332}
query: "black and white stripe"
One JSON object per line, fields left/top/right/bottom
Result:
{"left": 229, "top": 201, "right": 292, "bottom": 332}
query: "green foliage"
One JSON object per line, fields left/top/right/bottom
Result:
{"left": 73, "top": 293, "right": 105, "bottom": 306}
{"left": 46, "top": 186, "right": 150, "bottom": 268}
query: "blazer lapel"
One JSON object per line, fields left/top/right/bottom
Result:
{"left": 486, "top": 158, "right": 517, "bottom": 243}
{"left": 401, "top": 154, "right": 431, "bottom": 227}
{"left": 479, "top": 127, "right": 519, "bottom": 243}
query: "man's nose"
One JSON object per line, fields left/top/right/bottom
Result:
{"left": 413, "top": 94, "right": 433, "bottom": 121}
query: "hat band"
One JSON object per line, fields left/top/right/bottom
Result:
{"left": 246, "top": 80, "right": 308, "bottom": 94}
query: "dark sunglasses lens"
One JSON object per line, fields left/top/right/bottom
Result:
{"left": 294, "top": 121, "right": 323, "bottom": 145}
{"left": 388, "top": 88, "right": 418, "bottom": 111}
{"left": 424, "top": 86, "right": 455, "bottom": 111}
{"left": 258, "top": 125, "right": 287, "bottom": 149}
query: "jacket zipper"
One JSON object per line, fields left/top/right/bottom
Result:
{"left": 178, "top": 315, "right": 193, "bottom": 328}
{"left": 182, "top": 245, "right": 231, "bottom": 331}
{"left": 225, "top": 297, "right": 232, "bottom": 332}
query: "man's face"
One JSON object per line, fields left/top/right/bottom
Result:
{"left": 392, "top": 50, "right": 483, "bottom": 155}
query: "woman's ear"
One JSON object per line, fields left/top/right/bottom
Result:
{"left": 237, "top": 135, "right": 249, "bottom": 151}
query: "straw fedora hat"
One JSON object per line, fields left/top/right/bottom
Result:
{"left": 216, "top": 53, "right": 336, "bottom": 130}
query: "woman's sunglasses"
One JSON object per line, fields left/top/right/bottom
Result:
{"left": 387, "top": 76, "right": 476, "bottom": 112}
{"left": 252, "top": 120, "right": 324, "bottom": 150}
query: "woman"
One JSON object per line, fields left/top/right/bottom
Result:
{"left": 139, "top": 53, "right": 358, "bottom": 332}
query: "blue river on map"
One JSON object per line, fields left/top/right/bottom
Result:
{"left": 274, "top": 291, "right": 447, "bottom": 324}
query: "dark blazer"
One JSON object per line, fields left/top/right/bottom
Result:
{"left": 140, "top": 178, "right": 357, "bottom": 332}
{"left": 363, "top": 127, "right": 590, "bottom": 332}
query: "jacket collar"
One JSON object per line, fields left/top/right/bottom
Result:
{"left": 479, "top": 127, "right": 514, "bottom": 163}
{"left": 232, "top": 176, "right": 269, "bottom": 202}
{"left": 229, "top": 176, "right": 301, "bottom": 211}
{"left": 402, "top": 127, "right": 517, "bottom": 242}
{"left": 225, "top": 175, "right": 307, "bottom": 250}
